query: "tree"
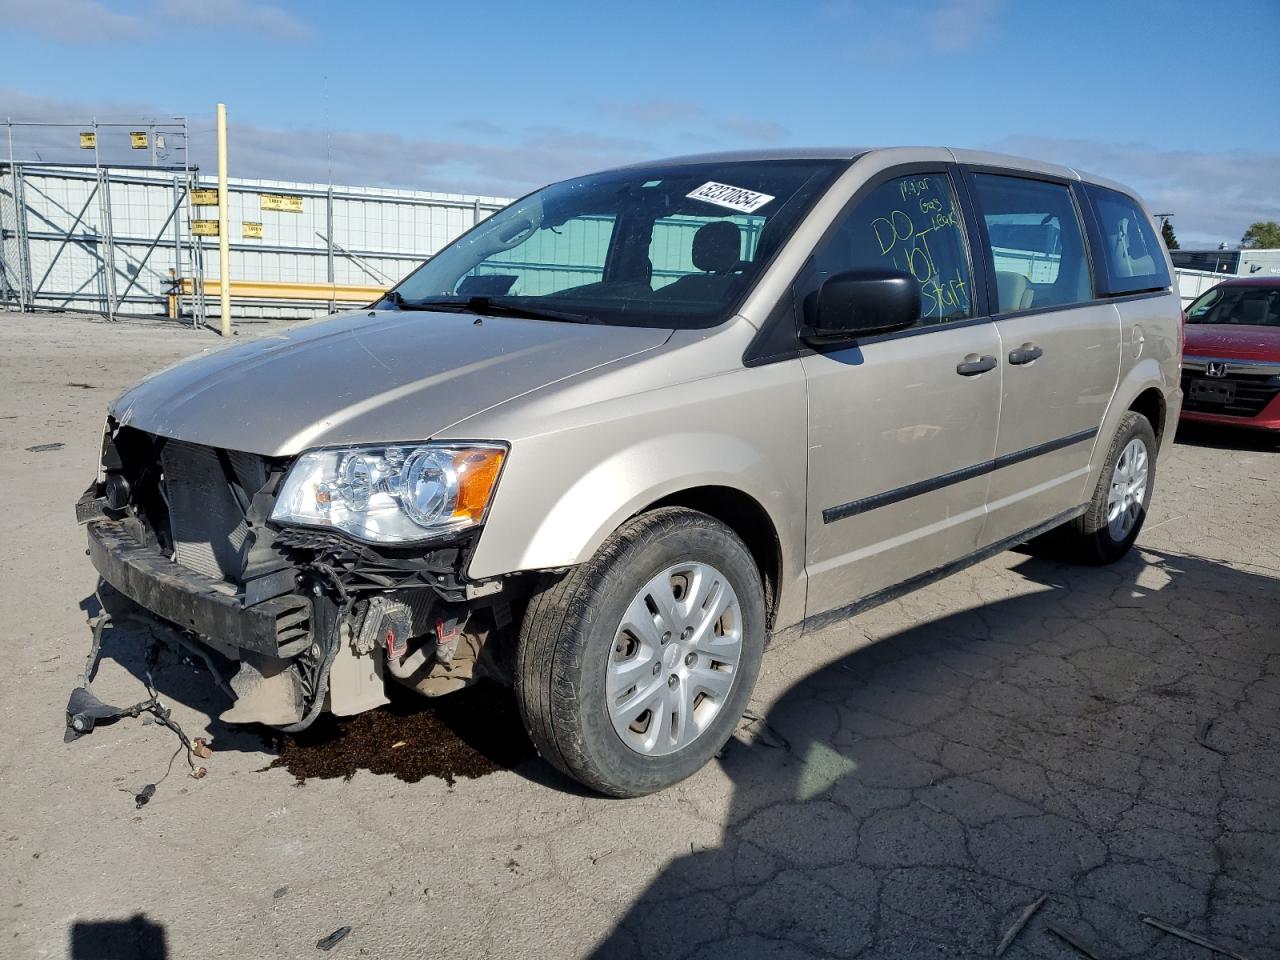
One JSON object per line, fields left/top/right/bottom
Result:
{"left": 1241, "top": 220, "right": 1280, "bottom": 249}
{"left": 1160, "top": 219, "right": 1179, "bottom": 250}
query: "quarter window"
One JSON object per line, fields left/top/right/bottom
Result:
{"left": 808, "top": 173, "right": 973, "bottom": 326}
{"left": 1088, "top": 186, "right": 1171, "bottom": 295}
{"left": 972, "top": 174, "right": 1092, "bottom": 313}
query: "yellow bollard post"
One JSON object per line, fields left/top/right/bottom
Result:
{"left": 216, "top": 103, "right": 231, "bottom": 337}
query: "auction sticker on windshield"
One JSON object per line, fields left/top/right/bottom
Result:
{"left": 686, "top": 181, "right": 775, "bottom": 214}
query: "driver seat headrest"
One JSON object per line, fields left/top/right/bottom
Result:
{"left": 691, "top": 221, "right": 742, "bottom": 274}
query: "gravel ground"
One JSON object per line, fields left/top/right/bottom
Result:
{"left": 1, "top": 311, "right": 1277, "bottom": 960}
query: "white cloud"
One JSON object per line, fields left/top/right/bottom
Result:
{"left": 719, "top": 117, "right": 788, "bottom": 144}
{"left": 613, "top": 100, "right": 706, "bottom": 127}
{"left": 154, "top": 0, "right": 312, "bottom": 40}
{"left": 0, "top": 88, "right": 650, "bottom": 197}
{"left": 0, "top": 0, "right": 311, "bottom": 43}
{"left": 991, "top": 136, "right": 1280, "bottom": 245}
{"left": 606, "top": 99, "right": 790, "bottom": 146}
{"left": 928, "top": 0, "right": 1005, "bottom": 51}
{"left": 5, "top": 89, "right": 1264, "bottom": 244}
{"left": 0, "top": 0, "right": 145, "bottom": 41}
{"left": 822, "top": 0, "right": 1005, "bottom": 55}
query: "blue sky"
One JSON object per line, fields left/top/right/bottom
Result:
{"left": 2, "top": 0, "right": 1278, "bottom": 244}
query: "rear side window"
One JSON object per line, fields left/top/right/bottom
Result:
{"left": 971, "top": 174, "right": 1093, "bottom": 314}
{"left": 1088, "top": 186, "right": 1171, "bottom": 295}
{"left": 807, "top": 173, "right": 974, "bottom": 326}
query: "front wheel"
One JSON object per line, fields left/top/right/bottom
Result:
{"left": 1059, "top": 411, "right": 1158, "bottom": 564}
{"left": 515, "top": 507, "right": 766, "bottom": 797}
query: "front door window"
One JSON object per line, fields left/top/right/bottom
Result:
{"left": 808, "top": 173, "right": 974, "bottom": 326}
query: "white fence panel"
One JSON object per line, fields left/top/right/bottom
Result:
{"left": 1174, "top": 268, "right": 1227, "bottom": 307}
{"left": 0, "top": 162, "right": 513, "bottom": 321}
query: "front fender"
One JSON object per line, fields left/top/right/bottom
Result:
{"left": 481, "top": 432, "right": 780, "bottom": 573}
{"left": 461, "top": 351, "right": 810, "bottom": 630}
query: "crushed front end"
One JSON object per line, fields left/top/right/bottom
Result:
{"left": 75, "top": 420, "right": 516, "bottom": 731}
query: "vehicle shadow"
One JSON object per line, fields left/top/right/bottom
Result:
{"left": 593, "top": 548, "right": 1280, "bottom": 959}
{"left": 1174, "top": 420, "right": 1279, "bottom": 452}
{"left": 69, "top": 913, "right": 167, "bottom": 960}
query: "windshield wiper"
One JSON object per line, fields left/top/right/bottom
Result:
{"left": 397, "top": 296, "right": 595, "bottom": 324}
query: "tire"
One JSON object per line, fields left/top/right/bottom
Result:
{"left": 515, "top": 507, "right": 767, "bottom": 797}
{"left": 1058, "top": 411, "right": 1158, "bottom": 564}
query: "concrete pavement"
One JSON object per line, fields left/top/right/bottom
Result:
{"left": 1, "top": 312, "right": 1276, "bottom": 959}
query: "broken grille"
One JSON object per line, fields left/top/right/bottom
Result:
{"left": 160, "top": 440, "right": 268, "bottom": 583}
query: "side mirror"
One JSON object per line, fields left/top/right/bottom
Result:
{"left": 803, "top": 268, "right": 921, "bottom": 345}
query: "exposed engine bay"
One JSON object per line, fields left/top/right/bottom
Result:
{"left": 70, "top": 420, "right": 521, "bottom": 736}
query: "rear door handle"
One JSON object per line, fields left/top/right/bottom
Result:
{"left": 1008, "top": 344, "right": 1043, "bottom": 365}
{"left": 956, "top": 355, "right": 997, "bottom": 376}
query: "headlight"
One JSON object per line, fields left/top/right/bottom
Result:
{"left": 271, "top": 442, "right": 507, "bottom": 544}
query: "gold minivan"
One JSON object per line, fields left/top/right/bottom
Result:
{"left": 75, "top": 147, "right": 1182, "bottom": 795}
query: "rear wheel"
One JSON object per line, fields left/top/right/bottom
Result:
{"left": 1056, "top": 411, "right": 1157, "bottom": 564}
{"left": 515, "top": 507, "right": 766, "bottom": 797}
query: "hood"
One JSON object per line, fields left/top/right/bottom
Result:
{"left": 1184, "top": 323, "right": 1280, "bottom": 363}
{"left": 112, "top": 309, "right": 671, "bottom": 455}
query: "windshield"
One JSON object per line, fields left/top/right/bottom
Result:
{"left": 1186, "top": 285, "right": 1280, "bottom": 327}
{"left": 388, "top": 159, "right": 846, "bottom": 328}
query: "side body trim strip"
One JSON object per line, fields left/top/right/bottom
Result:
{"left": 822, "top": 427, "right": 1098, "bottom": 524}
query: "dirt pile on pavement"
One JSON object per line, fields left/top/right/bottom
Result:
{"left": 269, "top": 681, "right": 535, "bottom": 785}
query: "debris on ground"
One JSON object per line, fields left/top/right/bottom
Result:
{"left": 68, "top": 614, "right": 208, "bottom": 803}
{"left": 995, "top": 894, "right": 1047, "bottom": 956}
{"left": 269, "top": 682, "right": 534, "bottom": 785}
{"left": 1045, "top": 921, "right": 1107, "bottom": 959}
{"left": 273, "top": 886, "right": 289, "bottom": 900}
{"left": 25, "top": 442, "right": 64, "bottom": 452}
{"left": 1142, "top": 916, "right": 1252, "bottom": 960}
{"left": 1195, "top": 718, "right": 1221, "bottom": 754}
{"left": 315, "top": 926, "right": 351, "bottom": 952}
{"left": 193, "top": 738, "right": 213, "bottom": 759}
{"left": 735, "top": 708, "right": 791, "bottom": 750}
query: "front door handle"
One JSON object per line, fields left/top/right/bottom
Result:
{"left": 956, "top": 355, "right": 997, "bottom": 376}
{"left": 1008, "top": 344, "right": 1044, "bottom": 365}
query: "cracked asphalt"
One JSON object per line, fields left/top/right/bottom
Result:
{"left": 2, "top": 312, "right": 1277, "bottom": 960}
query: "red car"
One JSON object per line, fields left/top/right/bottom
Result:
{"left": 1181, "top": 277, "right": 1280, "bottom": 431}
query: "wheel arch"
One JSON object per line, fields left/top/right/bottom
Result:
{"left": 1128, "top": 386, "right": 1168, "bottom": 448}
{"left": 643, "top": 486, "right": 784, "bottom": 629}
{"left": 1079, "top": 356, "right": 1176, "bottom": 507}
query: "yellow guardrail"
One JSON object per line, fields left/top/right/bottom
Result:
{"left": 177, "top": 278, "right": 386, "bottom": 304}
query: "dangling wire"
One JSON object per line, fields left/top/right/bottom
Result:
{"left": 72, "top": 613, "right": 205, "bottom": 798}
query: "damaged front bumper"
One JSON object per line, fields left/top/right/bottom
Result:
{"left": 78, "top": 507, "right": 511, "bottom": 736}
{"left": 71, "top": 426, "right": 515, "bottom": 740}
{"left": 86, "top": 518, "right": 312, "bottom": 658}
{"left": 84, "top": 515, "right": 326, "bottom": 727}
